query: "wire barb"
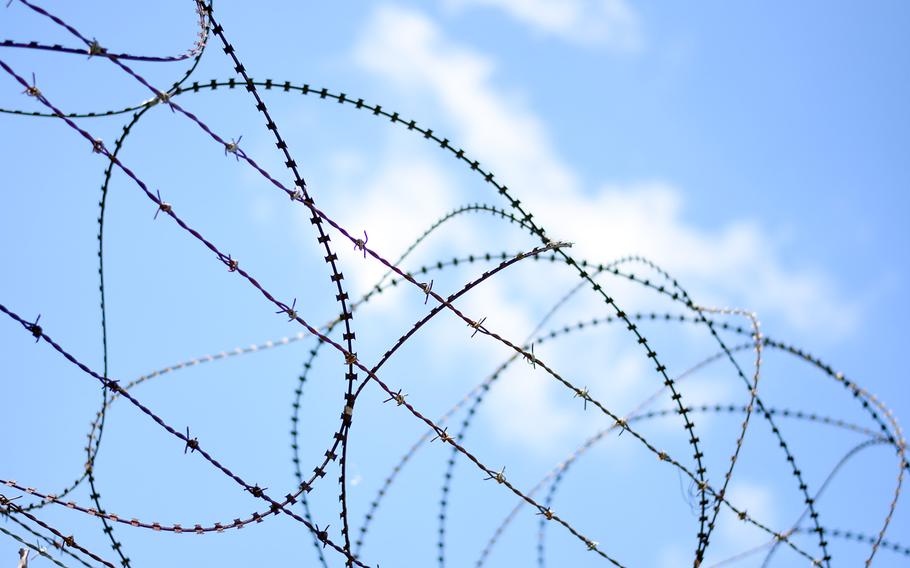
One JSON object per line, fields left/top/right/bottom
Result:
{"left": 184, "top": 427, "right": 199, "bottom": 454}
{"left": 276, "top": 298, "right": 297, "bottom": 321}
{"left": 152, "top": 90, "right": 175, "bottom": 111}
{"left": 87, "top": 38, "right": 106, "bottom": 57}
{"left": 21, "top": 72, "right": 40, "bottom": 97}
{"left": 484, "top": 467, "right": 506, "bottom": 484}
{"left": 315, "top": 524, "right": 330, "bottom": 548}
{"left": 431, "top": 427, "right": 454, "bottom": 444}
{"left": 353, "top": 230, "right": 368, "bottom": 258}
{"left": 523, "top": 343, "right": 536, "bottom": 368}
{"left": 224, "top": 135, "right": 242, "bottom": 160}
{"left": 468, "top": 316, "right": 487, "bottom": 338}
{"left": 574, "top": 386, "right": 590, "bottom": 410}
{"left": 27, "top": 314, "right": 41, "bottom": 342}
{"left": 246, "top": 485, "right": 266, "bottom": 498}
{"left": 382, "top": 389, "right": 407, "bottom": 406}
{"left": 153, "top": 190, "right": 171, "bottom": 220}
{"left": 420, "top": 279, "right": 433, "bottom": 304}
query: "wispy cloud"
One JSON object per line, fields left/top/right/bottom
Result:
{"left": 353, "top": 4, "right": 856, "bottom": 338}
{"left": 445, "top": 0, "right": 643, "bottom": 50}
{"left": 347, "top": 5, "right": 858, "bottom": 452}
{"left": 719, "top": 481, "right": 776, "bottom": 546}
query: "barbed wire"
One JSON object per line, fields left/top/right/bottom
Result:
{"left": 1, "top": 1, "right": 905, "bottom": 567}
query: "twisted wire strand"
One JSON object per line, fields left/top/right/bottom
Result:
{"left": 0, "top": 523, "right": 71, "bottom": 568}
{"left": 0, "top": 28, "right": 652, "bottom": 562}
{"left": 2, "top": 3, "right": 905, "bottom": 567}
{"left": 0, "top": 1, "right": 210, "bottom": 118}
{"left": 9, "top": 8, "right": 716, "bottom": 551}
{"left": 0, "top": 508, "right": 95, "bottom": 568}
{"left": 0, "top": 0, "right": 208, "bottom": 63}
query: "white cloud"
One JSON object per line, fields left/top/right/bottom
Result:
{"left": 539, "top": 183, "right": 858, "bottom": 337}
{"left": 353, "top": 4, "right": 857, "bottom": 338}
{"left": 313, "top": 151, "right": 457, "bottom": 310}
{"left": 484, "top": 363, "right": 576, "bottom": 452}
{"left": 445, "top": 0, "right": 642, "bottom": 50}
{"left": 355, "top": 5, "right": 577, "bottom": 199}
{"left": 719, "top": 481, "right": 776, "bottom": 545}
{"left": 348, "top": 5, "right": 858, "bottom": 451}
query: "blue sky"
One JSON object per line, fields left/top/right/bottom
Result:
{"left": 1, "top": 1, "right": 908, "bottom": 567}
